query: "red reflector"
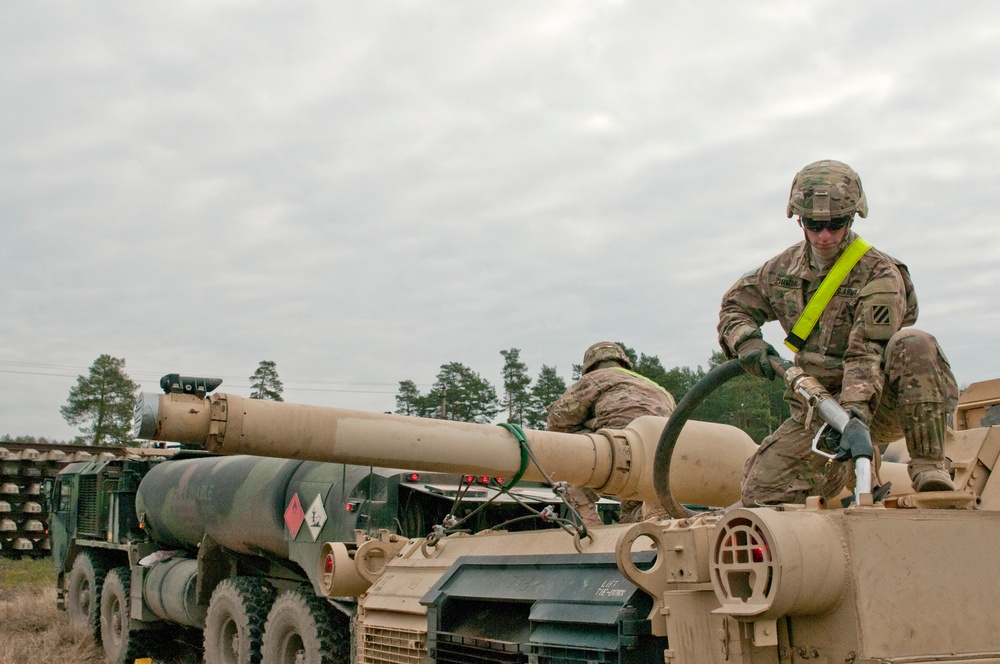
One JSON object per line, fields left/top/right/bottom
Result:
{"left": 406, "top": 473, "right": 420, "bottom": 482}
{"left": 345, "top": 503, "right": 355, "bottom": 512}
{"left": 324, "top": 554, "right": 334, "bottom": 574}
{"left": 478, "top": 476, "right": 490, "bottom": 484}
{"left": 495, "top": 478, "right": 504, "bottom": 484}
{"left": 463, "top": 475, "right": 475, "bottom": 483}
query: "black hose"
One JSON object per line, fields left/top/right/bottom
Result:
{"left": 653, "top": 359, "right": 747, "bottom": 518}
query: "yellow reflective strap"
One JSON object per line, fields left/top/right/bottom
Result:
{"left": 612, "top": 367, "right": 677, "bottom": 409}
{"left": 784, "top": 236, "right": 873, "bottom": 353}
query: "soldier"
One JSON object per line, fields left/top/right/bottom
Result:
{"left": 547, "top": 341, "right": 676, "bottom": 525}
{"left": 718, "top": 159, "right": 958, "bottom": 506}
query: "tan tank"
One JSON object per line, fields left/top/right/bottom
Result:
{"left": 133, "top": 363, "right": 1000, "bottom": 663}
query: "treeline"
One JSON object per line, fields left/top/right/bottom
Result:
{"left": 394, "top": 345, "right": 790, "bottom": 443}
{"left": 0, "top": 434, "right": 73, "bottom": 446}
{"left": 13, "top": 350, "right": 788, "bottom": 447}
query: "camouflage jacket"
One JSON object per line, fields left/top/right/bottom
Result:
{"left": 546, "top": 367, "right": 676, "bottom": 433}
{"left": 718, "top": 231, "right": 918, "bottom": 412}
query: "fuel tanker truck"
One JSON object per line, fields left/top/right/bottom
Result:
{"left": 61, "top": 362, "right": 1000, "bottom": 664}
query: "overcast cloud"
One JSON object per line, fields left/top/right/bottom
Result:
{"left": 2, "top": 2, "right": 999, "bottom": 440}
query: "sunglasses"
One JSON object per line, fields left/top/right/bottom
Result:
{"left": 801, "top": 216, "right": 851, "bottom": 233}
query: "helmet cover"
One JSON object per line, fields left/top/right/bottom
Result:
{"left": 786, "top": 159, "right": 868, "bottom": 221}
{"left": 582, "top": 342, "right": 632, "bottom": 374}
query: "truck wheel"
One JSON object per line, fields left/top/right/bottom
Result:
{"left": 100, "top": 567, "right": 144, "bottom": 664}
{"left": 261, "top": 588, "right": 350, "bottom": 664}
{"left": 204, "top": 576, "right": 277, "bottom": 664}
{"left": 66, "top": 550, "right": 110, "bottom": 641}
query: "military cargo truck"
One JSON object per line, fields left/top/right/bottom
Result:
{"left": 129, "top": 361, "right": 1000, "bottom": 664}
{"left": 51, "top": 376, "right": 593, "bottom": 664}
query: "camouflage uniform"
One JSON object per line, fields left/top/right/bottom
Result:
{"left": 718, "top": 231, "right": 958, "bottom": 505}
{"left": 547, "top": 366, "right": 676, "bottom": 524}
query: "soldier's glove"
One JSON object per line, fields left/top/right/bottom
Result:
{"left": 736, "top": 338, "right": 779, "bottom": 380}
{"left": 816, "top": 426, "right": 843, "bottom": 457}
{"left": 816, "top": 418, "right": 874, "bottom": 462}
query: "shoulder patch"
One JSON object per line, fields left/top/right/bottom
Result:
{"left": 862, "top": 290, "right": 903, "bottom": 340}
{"left": 870, "top": 303, "right": 892, "bottom": 325}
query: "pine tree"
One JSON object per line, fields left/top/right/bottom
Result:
{"left": 500, "top": 348, "right": 532, "bottom": 425}
{"left": 60, "top": 354, "right": 140, "bottom": 446}
{"left": 525, "top": 364, "right": 567, "bottom": 429}
{"left": 395, "top": 380, "right": 436, "bottom": 417}
{"left": 432, "top": 362, "right": 500, "bottom": 424}
{"left": 249, "top": 360, "right": 284, "bottom": 401}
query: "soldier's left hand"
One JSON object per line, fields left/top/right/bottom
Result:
{"left": 736, "top": 338, "right": 779, "bottom": 380}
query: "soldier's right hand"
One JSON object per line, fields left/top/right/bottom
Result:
{"left": 736, "top": 338, "right": 779, "bottom": 380}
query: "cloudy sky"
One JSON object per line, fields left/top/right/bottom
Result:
{"left": 3, "top": 2, "right": 999, "bottom": 441}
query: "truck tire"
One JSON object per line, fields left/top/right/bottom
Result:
{"left": 204, "top": 576, "right": 277, "bottom": 664}
{"left": 100, "top": 567, "right": 144, "bottom": 664}
{"left": 66, "top": 550, "right": 110, "bottom": 642}
{"left": 261, "top": 588, "right": 350, "bottom": 664}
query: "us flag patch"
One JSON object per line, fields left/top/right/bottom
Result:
{"left": 871, "top": 304, "right": 891, "bottom": 325}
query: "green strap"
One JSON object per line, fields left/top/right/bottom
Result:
{"left": 612, "top": 368, "right": 676, "bottom": 409}
{"left": 784, "top": 236, "right": 873, "bottom": 352}
{"left": 497, "top": 422, "right": 530, "bottom": 489}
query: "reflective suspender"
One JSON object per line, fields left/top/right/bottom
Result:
{"left": 612, "top": 367, "right": 677, "bottom": 408}
{"left": 784, "top": 236, "right": 873, "bottom": 353}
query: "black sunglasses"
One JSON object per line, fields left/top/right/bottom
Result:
{"left": 801, "top": 216, "right": 851, "bottom": 233}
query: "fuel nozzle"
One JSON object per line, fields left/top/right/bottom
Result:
{"left": 770, "top": 359, "right": 874, "bottom": 501}
{"left": 780, "top": 365, "right": 850, "bottom": 434}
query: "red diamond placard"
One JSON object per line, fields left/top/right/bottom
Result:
{"left": 284, "top": 493, "right": 304, "bottom": 539}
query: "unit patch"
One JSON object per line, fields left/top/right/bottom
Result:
{"left": 863, "top": 292, "right": 899, "bottom": 340}
{"left": 871, "top": 304, "right": 891, "bottom": 325}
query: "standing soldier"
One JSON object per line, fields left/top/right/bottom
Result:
{"left": 547, "top": 341, "right": 676, "bottom": 526}
{"left": 718, "top": 159, "right": 958, "bottom": 506}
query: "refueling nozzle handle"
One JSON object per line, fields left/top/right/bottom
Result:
{"left": 767, "top": 357, "right": 874, "bottom": 501}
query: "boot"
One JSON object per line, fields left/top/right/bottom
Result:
{"left": 902, "top": 403, "right": 954, "bottom": 492}
{"left": 910, "top": 463, "right": 955, "bottom": 492}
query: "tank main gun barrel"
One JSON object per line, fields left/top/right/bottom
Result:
{"left": 134, "top": 390, "right": 757, "bottom": 507}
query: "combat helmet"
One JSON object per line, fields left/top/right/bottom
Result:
{"left": 786, "top": 159, "right": 868, "bottom": 221}
{"left": 582, "top": 342, "right": 632, "bottom": 374}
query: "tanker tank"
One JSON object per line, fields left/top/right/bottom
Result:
{"left": 136, "top": 455, "right": 386, "bottom": 558}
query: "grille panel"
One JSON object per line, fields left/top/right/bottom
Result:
{"left": 357, "top": 624, "right": 427, "bottom": 664}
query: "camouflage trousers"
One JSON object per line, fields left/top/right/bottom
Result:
{"left": 620, "top": 499, "right": 670, "bottom": 523}
{"left": 563, "top": 484, "right": 603, "bottom": 527}
{"left": 741, "top": 329, "right": 959, "bottom": 505}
